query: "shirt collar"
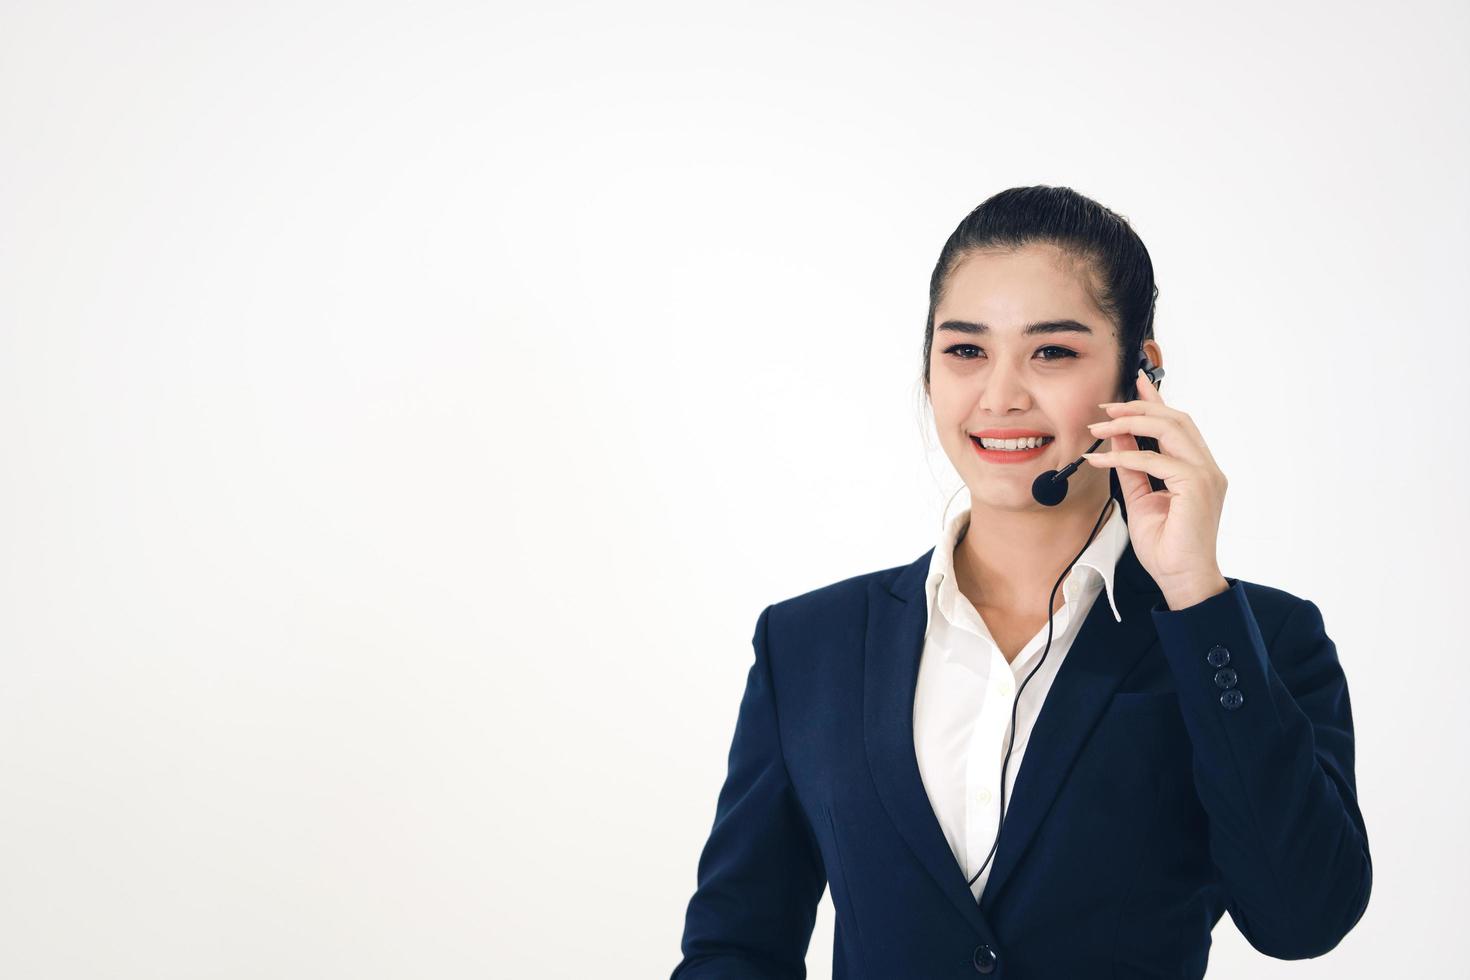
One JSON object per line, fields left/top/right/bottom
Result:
{"left": 924, "top": 498, "right": 1130, "bottom": 630}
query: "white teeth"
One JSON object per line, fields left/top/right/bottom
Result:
{"left": 978, "top": 436, "right": 1052, "bottom": 450}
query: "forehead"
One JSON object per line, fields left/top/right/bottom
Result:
{"left": 936, "top": 245, "right": 1110, "bottom": 337}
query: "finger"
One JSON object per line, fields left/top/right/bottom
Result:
{"left": 1080, "top": 446, "right": 1194, "bottom": 491}
{"left": 1108, "top": 432, "right": 1153, "bottom": 504}
{"left": 1104, "top": 379, "right": 1221, "bottom": 471}
{"left": 1087, "top": 413, "right": 1208, "bottom": 467}
{"left": 1104, "top": 370, "right": 1176, "bottom": 417}
{"left": 1137, "top": 368, "right": 1162, "bottom": 404}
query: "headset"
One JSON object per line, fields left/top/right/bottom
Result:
{"left": 967, "top": 345, "right": 1166, "bottom": 895}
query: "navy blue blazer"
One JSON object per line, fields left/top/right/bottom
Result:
{"left": 671, "top": 536, "right": 1371, "bottom": 979}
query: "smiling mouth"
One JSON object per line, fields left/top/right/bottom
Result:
{"left": 970, "top": 435, "right": 1055, "bottom": 451}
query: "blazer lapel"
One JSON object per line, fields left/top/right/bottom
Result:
{"left": 862, "top": 531, "right": 1163, "bottom": 932}
{"left": 975, "top": 539, "right": 1161, "bottom": 910}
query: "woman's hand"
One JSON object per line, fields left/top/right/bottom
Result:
{"left": 1081, "top": 369, "right": 1231, "bottom": 610}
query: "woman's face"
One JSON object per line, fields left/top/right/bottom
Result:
{"left": 928, "top": 243, "right": 1134, "bottom": 512}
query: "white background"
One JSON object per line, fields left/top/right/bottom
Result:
{"left": 2, "top": 1, "right": 1465, "bottom": 977}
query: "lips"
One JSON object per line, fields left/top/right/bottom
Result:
{"left": 969, "top": 435, "right": 1054, "bottom": 464}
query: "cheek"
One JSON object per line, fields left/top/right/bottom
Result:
{"left": 928, "top": 398, "right": 975, "bottom": 456}
{"left": 927, "top": 385, "right": 970, "bottom": 422}
{"left": 1055, "top": 381, "right": 1114, "bottom": 421}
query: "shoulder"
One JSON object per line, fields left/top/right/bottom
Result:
{"left": 759, "top": 550, "right": 930, "bottom": 651}
{"left": 746, "top": 558, "right": 913, "bottom": 695}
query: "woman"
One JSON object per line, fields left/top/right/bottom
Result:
{"left": 670, "top": 186, "right": 1371, "bottom": 979}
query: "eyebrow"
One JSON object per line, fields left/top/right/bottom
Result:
{"left": 935, "top": 318, "right": 1095, "bottom": 337}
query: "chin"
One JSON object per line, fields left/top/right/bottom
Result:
{"left": 968, "top": 483, "right": 1036, "bottom": 508}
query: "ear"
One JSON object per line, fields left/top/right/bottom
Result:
{"left": 1142, "top": 339, "right": 1164, "bottom": 373}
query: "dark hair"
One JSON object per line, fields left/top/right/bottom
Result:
{"left": 920, "top": 185, "right": 1159, "bottom": 402}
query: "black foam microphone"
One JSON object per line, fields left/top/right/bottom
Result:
{"left": 1030, "top": 446, "right": 1099, "bottom": 506}
{"left": 1031, "top": 357, "right": 1166, "bottom": 507}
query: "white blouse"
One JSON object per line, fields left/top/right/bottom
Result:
{"left": 915, "top": 499, "right": 1130, "bottom": 903}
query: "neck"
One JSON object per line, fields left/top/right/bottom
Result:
{"left": 954, "top": 491, "right": 1116, "bottom": 615}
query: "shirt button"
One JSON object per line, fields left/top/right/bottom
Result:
{"left": 1207, "top": 644, "right": 1231, "bottom": 667}
{"left": 976, "top": 787, "right": 992, "bottom": 805}
{"left": 1220, "top": 689, "right": 1245, "bottom": 710}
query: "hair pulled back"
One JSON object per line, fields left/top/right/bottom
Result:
{"left": 920, "top": 185, "right": 1159, "bottom": 403}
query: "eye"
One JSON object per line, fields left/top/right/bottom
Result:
{"left": 941, "top": 344, "right": 1078, "bottom": 361}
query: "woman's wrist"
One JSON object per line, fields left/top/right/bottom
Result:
{"left": 1160, "top": 572, "right": 1231, "bottom": 611}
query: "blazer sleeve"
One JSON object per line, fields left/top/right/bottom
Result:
{"left": 1150, "top": 578, "right": 1373, "bottom": 960}
{"left": 670, "top": 604, "right": 829, "bottom": 979}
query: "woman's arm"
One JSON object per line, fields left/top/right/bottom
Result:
{"left": 671, "top": 604, "right": 828, "bottom": 979}
{"left": 1150, "top": 580, "right": 1373, "bottom": 960}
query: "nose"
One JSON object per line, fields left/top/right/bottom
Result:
{"left": 976, "top": 361, "right": 1034, "bottom": 415}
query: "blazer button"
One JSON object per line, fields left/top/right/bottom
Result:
{"left": 972, "top": 943, "right": 998, "bottom": 973}
{"left": 1220, "top": 688, "right": 1244, "bottom": 710}
{"left": 1207, "top": 644, "right": 1231, "bottom": 667}
{"left": 1213, "top": 667, "right": 1238, "bottom": 689}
